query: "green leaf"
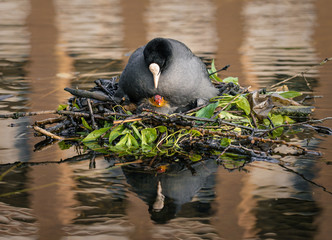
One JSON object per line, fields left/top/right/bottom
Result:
{"left": 195, "top": 102, "right": 219, "bottom": 118}
{"left": 115, "top": 133, "right": 139, "bottom": 149}
{"left": 58, "top": 141, "right": 72, "bottom": 150}
{"left": 156, "top": 125, "right": 167, "bottom": 133}
{"left": 283, "top": 116, "right": 295, "bottom": 124}
{"left": 81, "top": 117, "right": 92, "bottom": 130}
{"left": 116, "top": 134, "right": 129, "bottom": 148}
{"left": 131, "top": 124, "right": 142, "bottom": 140}
{"left": 82, "top": 127, "right": 111, "bottom": 142}
{"left": 103, "top": 121, "right": 113, "bottom": 128}
{"left": 127, "top": 134, "right": 139, "bottom": 148}
{"left": 189, "top": 153, "right": 202, "bottom": 162}
{"left": 126, "top": 110, "right": 133, "bottom": 115}
{"left": 279, "top": 91, "right": 302, "bottom": 99}
{"left": 109, "top": 125, "right": 126, "bottom": 144}
{"left": 218, "top": 111, "right": 243, "bottom": 120}
{"left": 189, "top": 129, "right": 202, "bottom": 137}
{"left": 236, "top": 96, "right": 251, "bottom": 115}
{"left": 141, "top": 128, "right": 158, "bottom": 145}
{"left": 272, "top": 127, "right": 284, "bottom": 137}
{"left": 264, "top": 114, "right": 284, "bottom": 126}
{"left": 210, "top": 59, "right": 217, "bottom": 73}
{"left": 208, "top": 59, "right": 223, "bottom": 82}
{"left": 271, "top": 114, "right": 284, "bottom": 126}
{"left": 220, "top": 138, "right": 232, "bottom": 147}
{"left": 83, "top": 141, "right": 109, "bottom": 153}
{"left": 57, "top": 104, "right": 68, "bottom": 111}
{"left": 222, "top": 77, "right": 239, "bottom": 85}
{"left": 73, "top": 103, "right": 80, "bottom": 109}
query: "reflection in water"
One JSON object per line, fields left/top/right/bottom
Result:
{"left": 123, "top": 159, "right": 218, "bottom": 223}
{"left": 145, "top": 0, "right": 218, "bottom": 58}
{"left": 0, "top": 0, "right": 331, "bottom": 239}
{"left": 54, "top": 0, "right": 126, "bottom": 90}
{"left": 238, "top": 0, "right": 323, "bottom": 239}
{"left": 0, "top": 202, "right": 38, "bottom": 237}
{"left": 54, "top": 0, "right": 124, "bottom": 60}
{"left": 240, "top": 0, "right": 318, "bottom": 90}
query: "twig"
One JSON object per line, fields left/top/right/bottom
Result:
{"left": 113, "top": 159, "right": 143, "bottom": 166}
{"left": 87, "top": 98, "right": 97, "bottom": 129}
{"left": 58, "top": 110, "right": 105, "bottom": 119}
{"left": 259, "top": 117, "right": 332, "bottom": 137}
{"left": 34, "top": 120, "right": 71, "bottom": 136}
{"left": 208, "top": 64, "right": 230, "bottom": 76}
{"left": 35, "top": 116, "right": 66, "bottom": 126}
{"left": 64, "top": 87, "right": 111, "bottom": 101}
{"left": 0, "top": 152, "right": 98, "bottom": 169}
{"left": 280, "top": 164, "right": 332, "bottom": 195}
{"left": 113, "top": 118, "right": 143, "bottom": 124}
{"left": 216, "top": 145, "right": 231, "bottom": 161}
{"left": 184, "top": 102, "right": 210, "bottom": 114}
{"left": 191, "top": 127, "right": 313, "bottom": 153}
{"left": 268, "top": 57, "right": 332, "bottom": 91}
{"left": 33, "top": 125, "right": 63, "bottom": 140}
{"left": 94, "top": 79, "right": 119, "bottom": 104}
{"left": 177, "top": 114, "right": 255, "bottom": 132}
{"left": 0, "top": 110, "right": 57, "bottom": 119}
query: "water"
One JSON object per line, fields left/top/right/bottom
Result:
{"left": 0, "top": 0, "right": 332, "bottom": 239}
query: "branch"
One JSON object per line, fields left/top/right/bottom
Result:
{"left": 0, "top": 110, "right": 57, "bottom": 119}
{"left": 268, "top": 57, "right": 332, "bottom": 90}
{"left": 64, "top": 87, "right": 110, "bottom": 101}
{"left": 32, "top": 125, "right": 64, "bottom": 140}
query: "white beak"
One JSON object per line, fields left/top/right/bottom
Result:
{"left": 149, "top": 63, "right": 161, "bottom": 89}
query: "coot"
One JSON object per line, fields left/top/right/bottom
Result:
{"left": 115, "top": 38, "right": 218, "bottom": 113}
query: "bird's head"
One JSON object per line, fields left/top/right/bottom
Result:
{"left": 143, "top": 38, "right": 172, "bottom": 89}
{"left": 149, "top": 94, "right": 167, "bottom": 107}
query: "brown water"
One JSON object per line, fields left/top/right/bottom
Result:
{"left": 0, "top": 0, "right": 332, "bottom": 239}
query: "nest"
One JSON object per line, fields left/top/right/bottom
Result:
{"left": 25, "top": 73, "right": 332, "bottom": 171}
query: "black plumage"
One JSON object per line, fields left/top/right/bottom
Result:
{"left": 115, "top": 38, "right": 218, "bottom": 113}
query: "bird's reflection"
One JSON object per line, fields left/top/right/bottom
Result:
{"left": 122, "top": 159, "right": 218, "bottom": 223}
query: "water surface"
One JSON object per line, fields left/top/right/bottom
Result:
{"left": 0, "top": 0, "right": 332, "bottom": 239}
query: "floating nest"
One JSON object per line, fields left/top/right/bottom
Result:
{"left": 23, "top": 62, "right": 332, "bottom": 172}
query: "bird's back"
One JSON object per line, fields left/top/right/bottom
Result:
{"left": 157, "top": 39, "right": 218, "bottom": 105}
{"left": 116, "top": 38, "right": 218, "bottom": 109}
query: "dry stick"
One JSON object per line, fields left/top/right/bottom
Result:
{"left": 280, "top": 164, "right": 332, "bottom": 195}
{"left": 33, "top": 125, "right": 63, "bottom": 140}
{"left": 259, "top": 117, "right": 332, "bottom": 137}
{"left": 64, "top": 87, "right": 111, "bottom": 101}
{"left": 94, "top": 79, "right": 119, "bottom": 105}
{"left": 58, "top": 110, "right": 105, "bottom": 119}
{"left": 268, "top": 57, "right": 332, "bottom": 91}
{"left": 103, "top": 112, "right": 131, "bottom": 117}
{"left": 177, "top": 114, "right": 255, "bottom": 132}
{"left": 113, "top": 159, "right": 143, "bottom": 166}
{"left": 113, "top": 118, "right": 142, "bottom": 124}
{"left": 58, "top": 110, "right": 129, "bottom": 119}
{"left": 234, "top": 144, "right": 271, "bottom": 157}
{"left": 87, "top": 98, "right": 98, "bottom": 129}
{"left": 34, "top": 120, "right": 71, "bottom": 137}
{"left": 35, "top": 116, "right": 66, "bottom": 126}
{"left": 0, "top": 110, "right": 57, "bottom": 119}
{"left": 149, "top": 155, "right": 158, "bottom": 167}
{"left": 184, "top": 102, "right": 210, "bottom": 114}
{"left": 216, "top": 145, "right": 231, "bottom": 160}
{"left": 302, "top": 72, "right": 312, "bottom": 90}
{"left": 191, "top": 127, "right": 311, "bottom": 152}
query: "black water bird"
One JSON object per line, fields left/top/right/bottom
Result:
{"left": 115, "top": 38, "right": 218, "bottom": 113}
